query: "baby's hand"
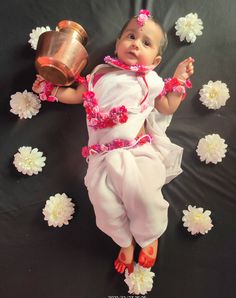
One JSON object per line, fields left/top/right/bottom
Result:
{"left": 32, "top": 74, "right": 45, "bottom": 94}
{"left": 173, "top": 57, "right": 195, "bottom": 82}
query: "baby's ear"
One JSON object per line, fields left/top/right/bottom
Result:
{"left": 153, "top": 55, "right": 162, "bottom": 67}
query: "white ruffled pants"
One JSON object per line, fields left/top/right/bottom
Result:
{"left": 84, "top": 143, "right": 169, "bottom": 248}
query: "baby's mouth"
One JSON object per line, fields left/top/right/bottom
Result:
{"left": 127, "top": 51, "right": 137, "bottom": 58}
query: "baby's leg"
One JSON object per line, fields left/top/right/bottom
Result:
{"left": 138, "top": 239, "right": 158, "bottom": 268}
{"left": 85, "top": 159, "right": 133, "bottom": 248}
{"left": 85, "top": 156, "right": 137, "bottom": 274}
{"left": 106, "top": 145, "right": 168, "bottom": 268}
{"left": 114, "top": 238, "right": 136, "bottom": 274}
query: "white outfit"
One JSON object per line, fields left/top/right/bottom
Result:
{"left": 84, "top": 64, "right": 183, "bottom": 248}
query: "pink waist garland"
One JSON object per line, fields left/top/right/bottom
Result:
{"left": 82, "top": 134, "right": 152, "bottom": 158}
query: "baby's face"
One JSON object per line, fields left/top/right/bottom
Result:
{"left": 116, "top": 18, "right": 163, "bottom": 67}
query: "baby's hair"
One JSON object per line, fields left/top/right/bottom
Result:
{"left": 118, "top": 16, "right": 168, "bottom": 56}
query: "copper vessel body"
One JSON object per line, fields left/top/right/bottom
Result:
{"left": 35, "top": 20, "right": 88, "bottom": 86}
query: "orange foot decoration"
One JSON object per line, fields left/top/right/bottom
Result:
{"left": 114, "top": 252, "right": 134, "bottom": 274}
{"left": 138, "top": 241, "right": 158, "bottom": 268}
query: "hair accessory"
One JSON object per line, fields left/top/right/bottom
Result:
{"left": 137, "top": 9, "right": 151, "bottom": 27}
{"left": 39, "top": 81, "right": 58, "bottom": 102}
{"left": 158, "top": 77, "right": 192, "bottom": 100}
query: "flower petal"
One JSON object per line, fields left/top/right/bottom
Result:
{"left": 124, "top": 263, "right": 155, "bottom": 295}
{"left": 28, "top": 26, "right": 51, "bottom": 50}
{"left": 199, "top": 80, "right": 230, "bottom": 109}
{"left": 10, "top": 90, "right": 41, "bottom": 119}
{"left": 42, "top": 193, "right": 75, "bottom": 227}
{"left": 13, "top": 146, "right": 46, "bottom": 175}
{"left": 175, "top": 13, "right": 203, "bottom": 43}
{"left": 182, "top": 205, "right": 213, "bottom": 235}
{"left": 196, "top": 134, "right": 228, "bottom": 164}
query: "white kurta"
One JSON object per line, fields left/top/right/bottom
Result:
{"left": 84, "top": 64, "right": 183, "bottom": 248}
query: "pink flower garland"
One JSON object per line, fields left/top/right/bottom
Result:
{"left": 104, "top": 56, "right": 152, "bottom": 74}
{"left": 82, "top": 91, "right": 128, "bottom": 129}
{"left": 82, "top": 134, "right": 152, "bottom": 158}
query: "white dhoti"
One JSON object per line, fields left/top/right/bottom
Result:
{"left": 85, "top": 144, "right": 169, "bottom": 248}
{"left": 83, "top": 64, "right": 183, "bottom": 248}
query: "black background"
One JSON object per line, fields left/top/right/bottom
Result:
{"left": 0, "top": 0, "right": 236, "bottom": 297}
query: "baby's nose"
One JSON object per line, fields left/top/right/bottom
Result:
{"left": 131, "top": 40, "right": 139, "bottom": 48}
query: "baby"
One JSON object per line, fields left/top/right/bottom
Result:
{"left": 33, "top": 10, "right": 194, "bottom": 274}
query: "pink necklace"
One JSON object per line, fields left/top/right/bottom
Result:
{"left": 104, "top": 55, "right": 153, "bottom": 74}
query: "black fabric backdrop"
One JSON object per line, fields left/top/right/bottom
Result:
{"left": 0, "top": 0, "right": 236, "bottom": 297}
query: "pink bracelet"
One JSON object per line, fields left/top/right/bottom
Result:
{"left": 39, "top": 81, "right": 59, "bottom": 102}
{"left": 158, "top": 77, "right": 192, "bottom": 100}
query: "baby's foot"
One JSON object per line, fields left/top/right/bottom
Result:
{"left": 138, "top": 239, "right": 158, "bottom": 268}
{"left": 114, "top": 240, "right": 135, "bottom": 274}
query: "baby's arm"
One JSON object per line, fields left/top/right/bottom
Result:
{"left": 155, "top": 91, "right": 183, "bottom": 115}
{"left": 54, "top": 84, "right": 86, "bottom": 104}
{"left": 32, "top": 74, "right": 86, "bottom": 104}
{"left": 155, "top": 57, "right": 194, "bottom": 115}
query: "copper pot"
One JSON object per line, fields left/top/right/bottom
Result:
{"left": 35, "top": 20, "right": 88, "bottom": 86}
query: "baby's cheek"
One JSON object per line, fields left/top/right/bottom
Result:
{"left": 139, "top": 56, "right": 149, "bottom": 65}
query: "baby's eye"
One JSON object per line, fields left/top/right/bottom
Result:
{"left": 128, "top": 33, "right": 135, "bottom": 39}
{"left": 143, "top": 40, "right": 151, "bottom": 46}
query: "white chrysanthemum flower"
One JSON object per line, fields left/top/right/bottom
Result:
{"left": 182, "top": 205, "right": 213, "bottom": 235}
{"left": 199, "top": 80, "right": 230, "bottom": 110}
{"left": 196, "top": 134, "right": 227, "bottom": 164}
{"left": 175, "top": 13, "right": 203, "bottom": 43}
{"left": 13, "top": 146, "right": 46, "bottom": 175}
{"left": 124, "top": 263, "right": 155, "bottom": 295}
{"left": 28, "top": 26, "right": 51, "bottom": 50}
{"left": 42, "top": 193, "right": 75, "bottom": 227}
{"left": 10, "top": 90, "right": 41, "bottom": 119}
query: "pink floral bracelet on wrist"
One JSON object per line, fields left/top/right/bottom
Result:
{"left": 39, "top": 80, "right": 59, "bottom": 102}
{"left": 158, "top": 77, "right": 192, "bottom": 100}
